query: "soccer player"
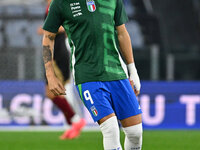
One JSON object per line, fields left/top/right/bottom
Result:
{"left": 42, "top": 0, "right": 143, "bottom": 149}
{"left": 37, "top": 0, "right": 86, "bottom": 140}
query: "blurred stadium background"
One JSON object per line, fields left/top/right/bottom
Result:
{"left": 0, "top": 0, "right": 200, "bottom": 150}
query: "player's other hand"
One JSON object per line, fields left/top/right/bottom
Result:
{"left": 127, "top": 63, "right": 141, "bottom": 96}
{"left": 47, "top": 76, "right": 66, "bottom": 96}
{"left": 129, "top": 79, "right": 140, "bottom": 96}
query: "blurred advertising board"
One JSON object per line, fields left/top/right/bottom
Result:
{"left": 0, "top": 81, "right": 200, "bottom": 129}
{"left": 0, "top": 81, "right": 93, "bottom": 127}
{"left": 140, "top": 82, "right": 200, "bottom": 129}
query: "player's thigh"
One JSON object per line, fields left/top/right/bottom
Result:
{"left": 120, "top": 114, "right": 142, "bottom": 127}
{"left": 76, "top": 82, "right": 114, "bottom": 123}
{"left": 108, "top": 79, "right": 142, "bottom": 121}
{"left": 98, "top": 113, "right": 116, "bottom": 125}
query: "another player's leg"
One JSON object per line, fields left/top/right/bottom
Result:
{"left": 121, "top": 114, "right": 143, "bottom": 150}
{"left": 46, "top": 85, "right": 86, "bottom": 139}
{"left": 63, "top": 76, "right": 86, "bottom": 139}
{"left": 52, "top": 37, "right": 86, "bottom": 139}
{"left": 52, "top": 52, "right": 86, "bottom": 139}
{"left": 46, "top": 85, "right": 75, "bottom": 125}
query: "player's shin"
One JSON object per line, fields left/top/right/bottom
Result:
{"left": 99, "top": 116, "right": 122, "bottom": 150}
{"left": 123, "top": 123, "right": 143, "bottom": 150}
{"left": 52, "top": 96, "right": 75, "bottom": 124}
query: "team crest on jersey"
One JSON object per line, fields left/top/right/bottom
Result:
{"left": 86, "top": 0, "right": 96, "bottom": 12}
{"left": 90, "top": 106, "right": 98, "bottom": 116}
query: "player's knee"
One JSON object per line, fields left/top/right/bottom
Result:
{"left": 123, "top": 123, "right": 143, "bottom": 143}
{"left": 100, "top": 116, "right": 119, "bottom": 139}
{"left": 100, "top": 116, "right": 122, "bottom": 149}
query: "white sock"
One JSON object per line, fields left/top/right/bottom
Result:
{"left": 64, "top": 76, "right": 77, "bottom": 106}
{"left": 64, "top": 75, "right": 82, "bottom": 116}
{"left": 123, "top": 123, "right": 143, "bottom": 150}
{"left": 99, "top": 116, "right": 122, "bottom": 150}
{"left": 71, "top": 114, "right": 81, "bottom": 123}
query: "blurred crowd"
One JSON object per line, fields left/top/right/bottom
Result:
{"left": 0, "top": 0, "right": 200, "bottom": 81}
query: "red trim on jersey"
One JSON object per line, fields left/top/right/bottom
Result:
{"left": 45, "top": 4, "right": 50, "bottom": 16}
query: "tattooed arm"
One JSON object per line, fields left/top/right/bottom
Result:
{"left": 42, "top": 30, "right": 66, "bottom": 96}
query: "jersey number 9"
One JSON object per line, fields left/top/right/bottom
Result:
{"left": 84, "top": 90, "right": 94, "bottom": 104}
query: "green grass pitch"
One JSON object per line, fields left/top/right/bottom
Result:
{"left": 0, "top": 130, "right": 199, "bottom": 150}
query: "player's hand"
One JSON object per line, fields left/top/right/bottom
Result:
{"left": 129, "top": 79, "right": 140, "bottom": 96}
{"left": 127, "top": 63, "right": 141, "bottom": 96}
{"left": 47, "top": 75, "right": 66, "bottom": 96}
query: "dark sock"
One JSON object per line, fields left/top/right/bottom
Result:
{"left": 52, "top": 96, "right": 75, "bottom": 125}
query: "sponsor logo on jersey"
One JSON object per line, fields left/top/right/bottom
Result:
{"left": 86, "top": 0, "right": 96, "bottom": 12}
{"left": 91, "top": 106, "right": 98, "bottom": 116}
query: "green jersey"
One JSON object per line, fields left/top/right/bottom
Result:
{"left": 43, "top": 0, "right": 128, "bottom": 85}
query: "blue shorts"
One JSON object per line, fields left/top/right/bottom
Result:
{"left": 76, "top": 79, "right": 142, "bottom": 122}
